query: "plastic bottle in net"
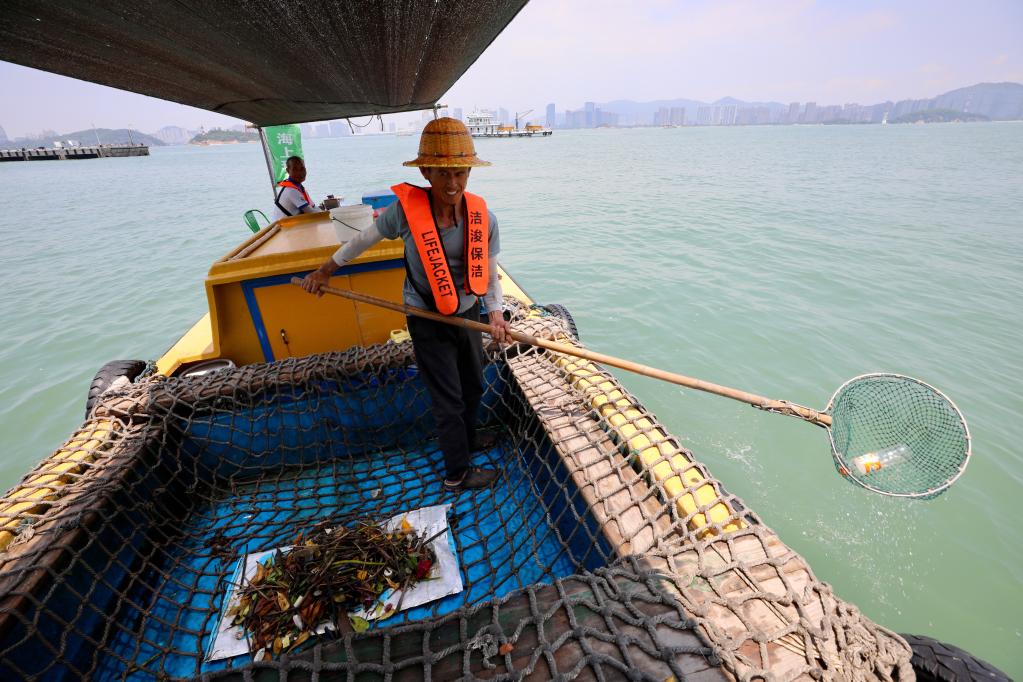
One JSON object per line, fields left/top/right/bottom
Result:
{"left": 851, "top": 444, "right": 912, "bottom": 475}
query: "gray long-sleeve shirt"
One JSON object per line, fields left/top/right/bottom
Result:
{"left": 331, "top": 199, "right": 503, "bottom": 314}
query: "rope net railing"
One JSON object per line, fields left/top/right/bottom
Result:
{"left": 0, "top": 301, "right": 912, "bottom": 681}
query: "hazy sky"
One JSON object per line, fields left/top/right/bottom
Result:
{"left": 1, "top": 0, "right": 1021, "bottom": 138}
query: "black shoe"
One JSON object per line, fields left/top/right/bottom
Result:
{"left": 443, "top": 467, "right": 498, "bottom": 491}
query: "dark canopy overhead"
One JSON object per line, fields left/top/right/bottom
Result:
{"left": 0, "top": 1, "right": 528, "bottom": 126}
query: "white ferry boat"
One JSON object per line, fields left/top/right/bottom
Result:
{"left": 466, "top": 109, "right": 552, "bottom": 138}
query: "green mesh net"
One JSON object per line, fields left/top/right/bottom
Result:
{"left": 827, "top": 373, "right": 971, "bottom": 498}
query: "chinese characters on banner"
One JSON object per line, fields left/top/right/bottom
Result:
{"left": 259, "top": 124, "right": 304, "bottom": 184}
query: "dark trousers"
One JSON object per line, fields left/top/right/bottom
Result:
{"left": 407, "top": 302, "right": 485, "bottom": 479}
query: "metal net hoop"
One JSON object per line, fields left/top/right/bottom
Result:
{"left": 825, "top": 373, "right": 971, "bottom": 498}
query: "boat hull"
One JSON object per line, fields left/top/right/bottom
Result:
{"left": 0, "top": 307, "right": 913, "bottom": 679}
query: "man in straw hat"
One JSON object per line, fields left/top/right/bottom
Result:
{"left": 302, "top": 117, "right": 510, "bottom": 491}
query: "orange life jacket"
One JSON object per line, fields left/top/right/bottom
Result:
{"left": 391, "top": 183, "right": 489, "bottom": 315}
{"left": 275, "top": 179, "right": 312, "bottom": 214}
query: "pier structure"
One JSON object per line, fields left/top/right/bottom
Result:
{"left": 0, "top": 144, "right": 150, "bottom": 162}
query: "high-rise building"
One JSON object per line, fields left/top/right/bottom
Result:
{"left": 498, "top": 108, "right": 509, "bottom": 124}
{"left": 653, "top": 107, "right": 670, "bottom": 126}
{"left": 696, "top": 106, "right": 713, "bottom": 125}
{"left": 669, "top": 107, "right": 686, "bottom": 126}
{"left": 584, "top": 102, "right": 596, "bottom": 128}
{"left": 871, "top": 102, "right": 893, "bottom": 124}
{"left": 453, "top": 107, "right": 463, "bottom": 121}
{"left": 0, "top": 125, "right": 10, "bottom": 144}
{"left": 819, "top": 105, "right": 842, "bottom": 122}
{"left": 910, "top": 98, "right": 933, "bottom": 113}
{"left": 546, "top": 103, "right": 555, "bottom": 128}
{"left": 563, "top": 109, "right": 587, "bottom": 128}
{"left": 736, "top": 108, "right": 771, "bottom": 125}
{"left": 718, "top": 105, "right": 737, "bottom": 125}
{"left": 593, "top": 109, "right": 618, "bottom": 127}
{"left": 801, "top": 102, "right": 818, "bottom": 123}
{"left": 787, "top": 102, "right": 800, "bottom": 124}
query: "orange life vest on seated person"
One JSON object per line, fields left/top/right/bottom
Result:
{"left": 275, "top": 179, "right": 312, "bottom": 214}
{"left": 390, "top": 183, "right": 489, "bottom": 315}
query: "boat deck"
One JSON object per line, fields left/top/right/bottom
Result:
{"left": 95, "top": 432, "right": 608, "bottom": 678}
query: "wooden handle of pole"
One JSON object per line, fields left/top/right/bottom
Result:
{"left": 292, "top": 278, "right": 832, "bottom": 427}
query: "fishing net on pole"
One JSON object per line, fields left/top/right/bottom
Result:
{"left": 826, "top": 374, "right": 971, "bottom": 499}
{"left": 0, "top": 302, "right": 913, "bottom": 680}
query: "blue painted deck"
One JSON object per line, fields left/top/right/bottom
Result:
{"left": 48, "top": 365, "right": 615, "bottom": 680}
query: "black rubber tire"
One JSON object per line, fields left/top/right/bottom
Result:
{"left": 544, "top": 303, "right": 579, "bottom": 340}
{"left": 899, "top": 633, "right": 1012, "bottom": 682}
{"left": 85, "top": 359, "right": 147, "bottom": 418}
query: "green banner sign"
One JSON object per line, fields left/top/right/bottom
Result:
{"left": 260, "top": 124, "right": 304, "bottom": 185}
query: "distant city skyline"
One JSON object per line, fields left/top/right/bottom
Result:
{"left": 4, "top": 79, "right": 1020, "bottom": 147}
{"left": 1, "top": 0, "right": 1020, "bottom": 138}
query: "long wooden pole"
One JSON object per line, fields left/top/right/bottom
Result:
{"left": 293, "top": 278, "right": 832, "bottom": 427}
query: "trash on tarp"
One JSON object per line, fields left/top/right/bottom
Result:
{"left": 206, "top": 504, "right": 461, "bottom": 662}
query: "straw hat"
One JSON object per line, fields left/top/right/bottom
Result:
{"left": 403, "top": 117, "right": 491, "bottom": 168}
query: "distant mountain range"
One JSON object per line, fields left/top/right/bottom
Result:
{"left": 3, "top": 128, "right": 164, "bottom": 150}
{"left": 152, "top": 125, "right": 194, "bottom": 145}
{"left": 597, "top": 82, "right": 1023, "bottom": 126}
{"left": 926, "top": 82, "right": 1023, "bottom": 119}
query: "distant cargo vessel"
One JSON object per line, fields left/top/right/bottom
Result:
{"left": 466, "top": 109, "right": 552, "bottom": 138}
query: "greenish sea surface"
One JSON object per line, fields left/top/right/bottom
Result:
{"left": 1, "top": 124, "right": 1020, "bottom": 675}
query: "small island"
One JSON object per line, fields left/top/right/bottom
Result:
{"left": 890, "top": 108, "right": 990, "bottom": 124}
{"left": 189, "top": 129, "right": 259, "bottom": 145}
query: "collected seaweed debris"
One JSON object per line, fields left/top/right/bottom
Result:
{"left": 227, "top": 517, "right": 437, "bottom": 660}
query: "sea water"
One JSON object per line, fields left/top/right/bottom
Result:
{"left": 0, "top": 123, "right": 1020, "bottom": 675}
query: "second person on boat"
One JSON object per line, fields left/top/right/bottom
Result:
{"left": 301, "top": 117, "right": 511, "bottom": 491}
